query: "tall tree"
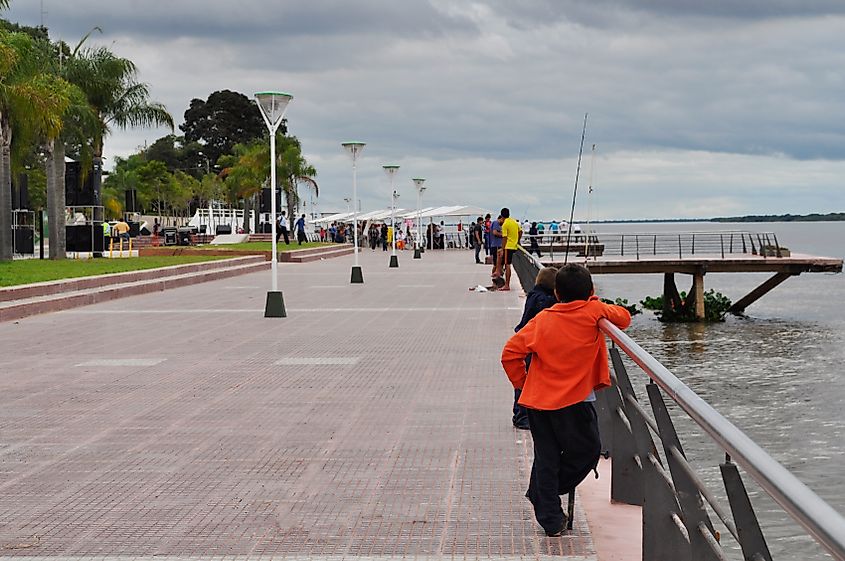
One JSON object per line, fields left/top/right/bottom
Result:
{"left": 64, "top": 45, "right": 174, "bottom": 214}
{"left": 180, "top": 90, "right": 270, "bottom": 167}
{"left": 0, "top": 30, "right": 72, "bottom": 260}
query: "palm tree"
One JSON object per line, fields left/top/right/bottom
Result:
{"left": 0, "top": 31, "right": 73, "bottom": 260}
{"left": 277, "top": 135, "right": 318, "bottom": 228}
{"left": 64, "top": 45, "right": 174, "bottom": 212}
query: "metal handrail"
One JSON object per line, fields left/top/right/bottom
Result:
{"left": 599, "top": 319, "right": 845, "bottom": 560}
{"left": 523, "top": 230, "right": 784, "bottom": 260}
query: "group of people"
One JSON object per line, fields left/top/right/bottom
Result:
{"left": 275, "top": 212, "right": 310, "bottom": 245}
{"left": 366, "top": 222, "right": 410, "bottom": 251}
{"left": 468, "top": 208, "right": 523, "bottom": 291}
{"left": 500, "top": 262, "right": 632, "bottom": 536}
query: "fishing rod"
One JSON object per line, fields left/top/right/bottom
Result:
{"left": 584, "top": 143, "right": 596, "bottom": 264}
{"left": 564, "top": 112, "right": 588, "bottom": 265}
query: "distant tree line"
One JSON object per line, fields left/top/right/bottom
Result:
{"left": 711, "top": 213, "right": 845, "bottom": 222}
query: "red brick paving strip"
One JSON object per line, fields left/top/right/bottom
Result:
{"left": 0, "top": 250, "right": 597, "bottom": 559}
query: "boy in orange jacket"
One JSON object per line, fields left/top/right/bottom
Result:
{"left": 501, "top": 264, "right": 631, "bottom": 536}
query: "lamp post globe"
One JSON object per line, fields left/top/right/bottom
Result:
{"left": 254, "top": 91, "right": 293, "bottom": 317}
{"left": 341, "top": 141, "right": 366, "bottom": 283}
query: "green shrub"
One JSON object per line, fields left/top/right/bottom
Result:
{"left": 639, "top": 290, "right": 732, "bottom": 322}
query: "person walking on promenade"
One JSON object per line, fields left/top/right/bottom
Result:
{"left": 490, "top": 215, "right": 503, "bottom": 278}
{"left": 499, "top": 208, "right": 522, "bottom": 291}
{"left": 511, "top": 266, "right": 558, "bottom": 429}
{"left": 502, "top": 264, "right": 632, "bottom": 536}
{"left": 381, "top": 223, "right": 389, "bottom": 251}
{"left": 471, "top": 216, "right": 484, "bottom": 264}
{"left": 277, "top": 211, "right": 290, "bottom": 245}
{"left": 295, "top": 214, "right": 307, "bottom": 245}
{"left": 528, "top": 222, "right": 542, "bottom": 257}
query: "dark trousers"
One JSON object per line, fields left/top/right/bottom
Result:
{"left": 525, "top": 402, "right": 601, "bottom": 534}
{"left": 297, "top": 230, "right": 306, "bottom": 244}
{"left": 277, "top": 227, "right": 290, "bottom": 244}
{"left": 473, "top": 241, "right": 482, "bottom": 263}
{"left": 529, "top": 239, "right": 542, "bottom": 257}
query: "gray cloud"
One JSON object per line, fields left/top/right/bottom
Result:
{"left": 3, "top": 0, "right": 844, "bottom": 218}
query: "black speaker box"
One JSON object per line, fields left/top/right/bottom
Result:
{"left": 260, "top": 187, "right": 282, "bottom": 213}
{"left": 64, "top": 162, "right": 95, "bottom": 206}
{"left": 66, "top": 225, "right": 105, "bottom": 252}
{"left": 13, "top": 228, "right": 34, "bottom": 254}
{"left": 125, "top": 189, "right": 138, "bottom": 212}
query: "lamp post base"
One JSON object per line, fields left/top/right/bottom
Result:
{"left": 389, "top": 255, "right": 399, "bottom": 268}
{"left": 413, "top": 248, "right": 421, "bottom": 259}
{"left": 264, "top": 291, "right": 287, "bottom": 318}
{"left": 351, "top": 266, "right": 364, "bottom": 284}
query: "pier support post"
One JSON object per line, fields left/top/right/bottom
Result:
{"left": 663, "top": 273, "right": 683, "bottom": 316}
{"left": 729, "top": 271, "right": 797, "bottom": 315}
{"left": 693, "top": 271, "right": 705, "bottom": 320}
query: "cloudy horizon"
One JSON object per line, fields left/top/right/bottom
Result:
{"left": 4, "top": 1, "right": 845, "bottom": 220}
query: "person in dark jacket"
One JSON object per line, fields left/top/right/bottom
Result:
{"left": 512, "top": 266, "right": 559, "bottom": 429}
{"left": 528, "top": 222, "right": 542, "bottom": 257}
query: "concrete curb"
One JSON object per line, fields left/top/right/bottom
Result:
{"left": 0, "top": 260, "right": 268, "bottom": 323}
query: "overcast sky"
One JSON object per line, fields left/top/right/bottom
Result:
{"left": 5, "top": 1, "right": 845, "bottom": 220}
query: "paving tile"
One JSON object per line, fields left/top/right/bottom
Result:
{"left": 0, "top": 250, "right": 596, "bottom": 560}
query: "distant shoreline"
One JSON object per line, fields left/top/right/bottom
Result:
{"left": 587, "top": 212, "right": 845, "bottom": 224}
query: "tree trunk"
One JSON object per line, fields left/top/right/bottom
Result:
{"left": 242, "top": 197, "right": 250, "bottom": 234}
{"left": 286, "top": 176, "right": 297, "bottom": 230}
{"left": 0, "top": 117, "right": 13, "bottom": 261}
{"left": 46, "top": 140, "right": 67, "bottom": 259}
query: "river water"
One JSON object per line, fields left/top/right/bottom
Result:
{"left": 587, "top": 221, "right": 845, "bottom": 561}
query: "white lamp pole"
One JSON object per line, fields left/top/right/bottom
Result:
{"left": 383, "top": 165, "right": 400, "bottom": 268}
{"left": 342, "top": 142, "right": 366, "bottom": 283}
{"left": 254, "top": 91, "right": 293, "bottom": 317}
{"left": 412, "top": 178, "right": 426, "bottom": 259}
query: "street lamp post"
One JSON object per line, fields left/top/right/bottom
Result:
{"left": 255, "top": 91, "right": 293, "bottom": 317}
{"left": 383, "top": 165, "right": 400, "bottom": 268}
{"left": 341, "top": 141, "right": 366, "bottom": 283}
{"left": 412, "top": 178, "right": 426, "bottom": 259}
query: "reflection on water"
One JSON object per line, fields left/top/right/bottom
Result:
{"left": 592, "top": 222, "right": 845, "bottom": 560}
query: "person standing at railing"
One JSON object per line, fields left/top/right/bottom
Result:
{"left": 499, "top": 208, "right": 522, "bottom": 291}
{"left": 501, "top": 264, "right": 631, "bottom": 537}
{"left": 490, "top": 215, "right": 504, "bottom": 278}
{"left": 483, "top": 213, "right": 492, "bottom": 257}
{"left": 528, "top": 222, "right": 542, "bottom": 257}
{"left": 511, "top": 266, "right": 558, "bottom": 429}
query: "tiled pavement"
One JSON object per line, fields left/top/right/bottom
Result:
{"left": 0, "top": 249, "right": 597, "bottom": 560}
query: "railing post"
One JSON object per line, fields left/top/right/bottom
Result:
{"left": 653, "top": 234, "right": 657, "bottom": 256}
{"left": 678, "top": 234, "right": 683, "bottom": 258}
{"left": 692, "top": 233, "right": 696, "bottom": 255}
{"left": 607, "top": 348, "right": 644, "bottom": 505}
{"left": 636, "top": 235, "right": 640, "bottom": 260}
{"left": 648, "top": 384, "right": 722, "bottom": 561}
{"left": 773, "top": 234, "right": 783, "bottom": 258}
{"left": 621, "top": 234, "right": 625, "bottom": 257}
{"left": 720, "top": 234, "right": 725, "bottom": 259}
{"left": 720, "top": 457, "right": 773, "bottom": 561}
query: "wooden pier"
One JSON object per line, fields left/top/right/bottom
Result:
{"left": 533, "top": 231, "right": 843, "bottom": 319}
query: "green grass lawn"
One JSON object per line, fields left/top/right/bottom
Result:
{"left": 196, "top": 241, "right": 337, "bottom": 251}
{"left": 0, "top": 255, "right": 236, "bottom": 287}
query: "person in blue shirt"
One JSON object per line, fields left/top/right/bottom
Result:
{"left": 295, "top": 214, "right": 307, "bottom": 245}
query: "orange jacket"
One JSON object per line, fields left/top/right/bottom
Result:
{"left": 501, "top": 295, "right": 631, "bottom": 410}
